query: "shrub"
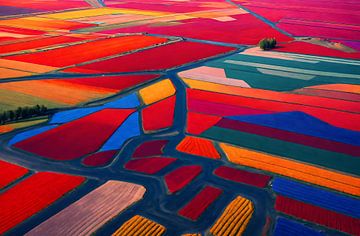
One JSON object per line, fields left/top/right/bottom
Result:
{"left": 259, "top": 37, "right": 277, "bottom": 50}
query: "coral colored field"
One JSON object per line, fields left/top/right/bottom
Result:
{"left": 6, "top": 35, "right": 168, "bottom": 67}
{"left": 0, "top": 160, "right": 28, "bottom": 189}
{"left": 0, "top": 17, "right": 96, "bottom": 31}
{"left": 179, "top": 186, "right": 222, "bottom": 220}
{"left": 275, "top": 196, "right": 360, "bottom": 235}
{"left": 59, "top": 74, "right": 161, "bottom": 91}
{"left": 0, "top": 69, "right": 37, "bottom": 80}
{"left": 66, "top": 41, "right": 236, "bottom": 73}
{"left": 14, "top": 109, "right": 135, "bottom": 160}
{"left": 176, "top": 136, "right": 221, "bottom": 159}
{"left": 164, "top": 165, "right": 202, "bottom": 193}
{"left": 0, "top": 172, "right": 85, "bottom": 234}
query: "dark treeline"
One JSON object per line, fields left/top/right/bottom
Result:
{"left": 0, "top": 105, "right": 48, "bottom": 125}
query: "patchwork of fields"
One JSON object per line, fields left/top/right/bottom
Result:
{"left": 0, "top": 0, "right": 359, "bottom": 235}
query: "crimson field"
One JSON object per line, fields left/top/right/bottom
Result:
{"left": 0, "top": 0, "right": 359, "bottom": 235}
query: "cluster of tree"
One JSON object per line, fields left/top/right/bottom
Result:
{"left": 259, "top": 37, "right": 277, "bottom": 50}
{"left": 0, "top": 105, "right": 48, "bottom": 125}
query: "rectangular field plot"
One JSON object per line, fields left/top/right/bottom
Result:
{"left": 187, "top": 88, "right": 360, "bottom": 132}
{"left": 164, "top": 165, "right": 202, "bottom": 194}
{"left": 272, "top": 178, "right": 360, "bottom": 218}
{"left": 6, "top": 35, "right": 168, "bottom": 67}
{"left": 0, "top": 160, "right": 28, "bottom": 189}
{"left": 0, "top": 1, "right": 358, "bottom": 236}
{"left": 67, "top": 41, "right": 235, "bottom": 73}
{"left": 0, "top": 74, "right": 159, "bottom": 111}
{"left": 26, "top": 181, "right": 145, "bottom": 236}
{"left": 0, "top": 0, "right": 91, "bottom": 16}
{"left": 112, "top": 215, "right": 166, "bottom": 236}
{"left": 99, "top": 10, "right": 292, "bottom": 45}
{"left": 0, "top": 68, "right": 32, "bottom": 79}
{"left": 210, "top": 196, "right": 254, "bottom": 236}
{"left": 221, "top": 143, "right": 360, "bottom": 196}
{"left": 0, "top": 17, "right": 96, "bottom": 32}
{"left": 179, "top": 186, "right": 222, "bottom": 220}
{"left": 0, "top": 80, "right": 112, "bottom": 108}
{"left": 0, "top": 172, "right": 85, "bottom": 234}
{"left": 14, "top": 109, "right": 135, "bottom": 160}
{"left": 275, "top": 196, "right": 360, "bottom": 235}
{"left": 0, "top": 59, "right": 58, "bottom": 80}
{"left": 233, "top": 0, "right": 360, "bottom": 46}
{"left": 0, "top": 35, "right": 89, "bottom": 55}
{"left": 0, "top": 118, "right": 47, "bottom": 134}
{"left": 40, "top": 7, "right": 160, "bottom": 20}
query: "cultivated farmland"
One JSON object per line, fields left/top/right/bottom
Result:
{"left": 0, "top": 0, "right": 359, "bottom": 235}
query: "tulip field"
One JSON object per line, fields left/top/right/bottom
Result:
{"left": 0, "top": 0, "right": 359, "bottom": 235}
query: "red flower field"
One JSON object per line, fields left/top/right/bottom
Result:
{"left": 0, "top": 172, "right": 85, "bottom": 234}
{"left": 179, "top": 186, "right": 223, "bottom": 220}
{"left": 14, "top": 109, "right": 135, "bottom": 160}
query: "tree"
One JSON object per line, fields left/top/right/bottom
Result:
{"left": 259, "top": 37, "right": 277, "bottom": 50}
{"left": 15, "top": 107, "right": 22, "bottom": 119}
{"left": 8, "top": 110, "right": 15, "bottom": 120}
{"left": 0, "top": 112, "right": 7, "bottom": 124}
{"left": 35, "top": 104, "right": 41, "bottom": 114}
{"left": 269, "top": 38, "right": 277, "bottom": 48}
{"left": 28, "top": 106, "right": 35, "bottom": 116}
{"left": 40, "top": 105, "right": 47, "bottom": 114}
{"left": 22, "top": 106, "right": 29, "bottom": 118}
{"left": 2, "top": 111, "right": 8, "bottom": 123}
